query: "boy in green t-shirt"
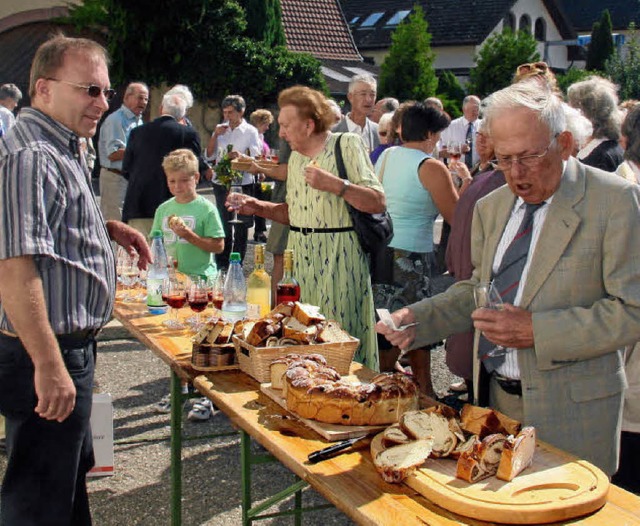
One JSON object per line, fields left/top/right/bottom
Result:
{"left": 152, "top": 149, "right": 224, "bottom": 420}
{"left": 152, "top": 149, "right": 225, "bottom": 279}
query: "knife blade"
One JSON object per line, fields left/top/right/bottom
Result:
{"left": 307, "top": 435, "right": 368, "bottom": 464}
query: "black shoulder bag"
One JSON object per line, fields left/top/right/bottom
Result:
{"left": 334, "top": 134, "right": 394, "bottom": 283}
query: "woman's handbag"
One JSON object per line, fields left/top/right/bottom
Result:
{"left": 334, "top": 134, "right": 394, "bottom": 283}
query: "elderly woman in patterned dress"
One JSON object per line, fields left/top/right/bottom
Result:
{"left": 228, "top": 86, "right": 385, "bottom": 370}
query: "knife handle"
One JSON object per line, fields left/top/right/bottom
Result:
{"left": 308, "top": 438, "right": 357, "bottom": 464}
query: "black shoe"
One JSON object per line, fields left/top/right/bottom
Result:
{"left": 254, "top": 232, "right": 268, "bottom": 243}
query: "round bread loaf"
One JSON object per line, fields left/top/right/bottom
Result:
{"left": 284, "top": 364, "right": 419, "bottom": 426}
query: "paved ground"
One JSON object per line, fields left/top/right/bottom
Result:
{"left": 0, "top": 184, "right": 461, "bottom": 525}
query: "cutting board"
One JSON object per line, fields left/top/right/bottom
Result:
{"left": 261, "top": 383, "right": 386, "bottom": 441}
{"left": 371, "top": 432, "right": 609, "bottom": 524}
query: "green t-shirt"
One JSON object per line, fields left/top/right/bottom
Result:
{"left": 152, "top": 195, "right": 225, "bottom": 278}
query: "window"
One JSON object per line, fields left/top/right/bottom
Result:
{"left": 534, "top": 18, "right": 546, "bottom": 41}
{"left": 349, "top": 16, "right": 360, "bottom": 25}
{"left": 503, "top": 12, "right": 515, "bottom": 31}
{"left": 386, "top": 10, "right": 411, "bottom": 26}
{"left": 360, "top": 12, "right": 385, "bottom": 27}
{"left": 519, "top": 14, "right": 531, "bottom": 33}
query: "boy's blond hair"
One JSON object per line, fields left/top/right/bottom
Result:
{"left": 162, "top": 148, "right": 198, "bottom": 175}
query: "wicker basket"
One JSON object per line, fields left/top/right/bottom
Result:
{"left": 191, "top": 342, "right": 239, "bottom": 372}
{"left": 233, "top": 334, "right": 358, "bottom": 383}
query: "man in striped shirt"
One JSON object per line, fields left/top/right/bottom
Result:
{"left": 0, "top": 34, "right": 151, "bottom": 525}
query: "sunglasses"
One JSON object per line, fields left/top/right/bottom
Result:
{"left": 46, "top": 78, "right": 116, "bottom": 100}
{"left": 516, "top": 61, "right": 549, "bottom": 75}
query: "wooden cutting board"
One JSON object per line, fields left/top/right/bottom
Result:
{"left": 261, "top": 383, "right": 386, "bottom": 441}
{"left": 371, "top": 432, "right": 609, "bottom": 524}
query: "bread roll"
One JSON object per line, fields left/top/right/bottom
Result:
{"left": 168, "top": 214, "right": 186, "bottom": 229}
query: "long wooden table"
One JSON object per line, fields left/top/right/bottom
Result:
{"left": 113, "top": 300, "right": 640, "bottom": 526}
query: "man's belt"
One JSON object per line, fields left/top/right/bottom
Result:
{"left": 105, "top": 167, "right": 122, "bottom": 175}
{"left": 0, "top": 328, "right": 100, "bottom": 348}
{"left": 289, "top": 226, "right": 354, "bottom": 235}
{"left": 493, "top": 373, "right": 522, "bottom": 396}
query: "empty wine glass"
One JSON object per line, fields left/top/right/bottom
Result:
{"left": 162, "top": 278, "right": 187, "bottom": 329}
{"left": 116, "top": 247, "right": 139, "bottom": 302}
{"left": 228, "top": 184, "right": 244, "bottom": 224}
{"left": 473, "top": 281, "right": 508, "bottom": 359}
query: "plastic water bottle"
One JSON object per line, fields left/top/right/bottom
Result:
{"left": 147, "top": 230, "right": 169, "bottom": 315}
{"left": 221, "top": 252, "right": 247, "bottom": 321}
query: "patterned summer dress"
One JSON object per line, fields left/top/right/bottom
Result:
{"left": 286, "top": 133, "right": 383, "bottom": 370}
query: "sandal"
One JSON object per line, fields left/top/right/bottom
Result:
{"left": 152, "top": 394, "right": 171, "bottom": 414}
{"left": 187, "top": 398, "right": 214, "bottom": 421}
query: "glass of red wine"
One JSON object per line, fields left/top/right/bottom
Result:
{"left": 187, "top": 277, "right": 209, "bottom": 330}
{"left": 447, "top": 141, "right": 463, "bottom": 184}
{"left": 210, "top": 270, "right": 225, "bottom": 314}
{"left": 162, "top": 278, "right": 187, "bottom": 329}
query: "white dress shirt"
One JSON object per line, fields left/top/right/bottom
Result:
{"left": 440, "top": 116, "right": 481, "bottom": 166}
{"left": 345, "top": 114, "right": 376, "bottom": 152}
{"left": 491, "top": 195, "right": 554, "bottom": 380}
{"left": 211, "top": 119, "right": 262, "bottom": 185}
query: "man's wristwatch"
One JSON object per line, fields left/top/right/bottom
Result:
{"left": 338, "top": 179, "right": 350, "bottom": 197}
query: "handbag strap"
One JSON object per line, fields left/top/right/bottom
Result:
{"left": 334, "top": 133, "right": 348, "bottom": 182}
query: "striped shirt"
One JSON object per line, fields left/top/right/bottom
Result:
{"left": 0, "top": 108, "right": 116, "bottom": 334}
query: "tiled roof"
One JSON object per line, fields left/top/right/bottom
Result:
{"left": 556, "top": 0, "right": 640, "bottom": 32}
{"left": 342, "top": 0, "right": 575, "bottom": 49}
{"left": 281, "top": 0, "right": 362, "bottom": 60}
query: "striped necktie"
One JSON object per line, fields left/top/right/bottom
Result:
{"left": 479, "top": 202, "right": 545, "bottom": 372}
{"left": 465, "top": 122, "right": 474, "bottom": 168}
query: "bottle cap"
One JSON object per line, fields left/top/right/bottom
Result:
{"left": 150, "top": 229, "right": 163, "bottom": 239}
{"left": 230, "top": 252, "right": 241, "bottom": 262}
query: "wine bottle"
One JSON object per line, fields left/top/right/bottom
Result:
{"left": 246, "top": 244, "right": 271, "bottom": 318}
{"left": 276, "top": 249, "right": 300, "bottom": 304}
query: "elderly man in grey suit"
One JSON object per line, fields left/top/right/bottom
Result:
{"left": 333, "top": 74, "right": 379, "bottom": 152}
{"left": 377, "top": 79, "right": 640, "bottom": 476}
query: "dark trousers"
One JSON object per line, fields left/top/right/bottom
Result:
{"left": 612, "top": 431, "right": 640, "bottom": 494}
{"left": 253, "top": 182, "right": 266, "bottom": 234}
{"left": 0, "top": 333, "right": 96, "bottom": 526}
{"left": 213, "top": 183, "right": 254, "bottom": 269}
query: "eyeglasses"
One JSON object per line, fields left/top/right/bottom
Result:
{"left": 492, "top": 136, "right": 557, "bottom": 171}
{"left": 46, "top": 78, "right": 116, "bottom": 100}
{"left": 516, "top": 61, "right": 549, "bottom": 75}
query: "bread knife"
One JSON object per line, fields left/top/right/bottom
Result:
{"left": 308, "top": 435, "right": 368, "bottom": 464}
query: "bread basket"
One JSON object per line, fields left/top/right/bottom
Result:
{"left": 233, "top": 335, "right": 358, "bottom": 383}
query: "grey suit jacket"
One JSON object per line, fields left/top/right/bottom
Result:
{"left": 333, "top": 116, "right": 380, "bottom": 151}
{"left": 410, "top": 157, "right": 640, "bottom": 474}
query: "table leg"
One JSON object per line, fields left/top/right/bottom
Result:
{"left": 241, "top": 430, "right": 252, "bottom": 526}
{"left": 170, "top": 370, "right": 183, "bottom": 526}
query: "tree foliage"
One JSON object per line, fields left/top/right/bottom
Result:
{"left": 605, "top": 23, "right": 640, "bottom": 100}
{"left": 62, "top": 0, "right": 326, "bottom": 106}
{"left": 555, "top": 68, "right": 594, "bottom": 95}
{"left": 436, "top": 70, "right": 465, "bottom": 118}
{"left": 241, "top": 0, "right": 286, "bottom": 47}
{"left": 468, "top": 28, "right": 540, "bottom": 97}
{"left": 378, "top": 5, "right": 437, "bottom": 101}
{"left": 586, "top": 9, "right": 615, "bottom": 72}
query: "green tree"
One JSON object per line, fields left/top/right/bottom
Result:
{"left": 556, "top": 68, "right": 594, "bottom": 95}
{"left": 605, "top": 23, "right": 640, "bottom": 100}
{"left": 241, "top": 0, "right": 286, "bottom": 47}
{"left": 62, "top": 0, "right": 325, "bottom": 105}
{"left": 436, "top": 70, "right": 465, "bottom": 118}
{"left": 586, "top": 9, "right": 615, "bottom": 72}
{"left": 469, "top": 28, "right": 540, "bottom": 97}
{"left": 378, "top": 5, "right": 437, "bottom": 101}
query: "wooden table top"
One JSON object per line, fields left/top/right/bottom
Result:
{"left": 112, "top": 300, "right": 640, "bottom": 526}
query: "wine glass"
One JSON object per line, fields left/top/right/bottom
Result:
{"left": 268, "top": 148, "right": 279, "bottom": 163}
{"left": 162, "top": 278, "right": 187, "bottom": 329}
{"left": 210, "top": 270, "right": 225, "bottom": 314}
{"left": 187, "top": 278, "right": 209, "bottom": 330}
{"left": 228, "top": 184, "right": 244, "bottom": 224}
{"left": 116, "top": 247, "right": 139, "bottom": 302}
{"left": 447, "top": 141, "right": 463, "bottom": 184}
{"left": 473, "top": 281, "right": 508, "bottom": 359}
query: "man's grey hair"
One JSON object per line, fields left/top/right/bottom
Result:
{"left": 463, "top": 95, "right": 481, "bottom": 107}
{"left": 567, "top": 76, "right": 621, "bottom": 141}
{"left": 162, "top": 93, "right": 187, "bottom": 120}
{"left": 348, "top": 74, "right": 377, "bottom": 93}
{"left": 166, "top": 84, "right": 193, "bottom": 109}
{"left": 221, "top": 94, "right": 246, "bottom": 113}
{"left": 0, "top": 83, "right": 22, "bottom": 102}
{"left": 424, "top": 97, "right": 443, "bottom": 110}
{"left": 482, "top": 79, "right": 566, "bottom": 139}
{"left": 124, "top": 82, "right": 148, "bottom": 97}
{"left": 379, "top": 97, "right": 399, "bottom": 112}
{"left": 562, "top": 103, "right": 593, "bottom": 151}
